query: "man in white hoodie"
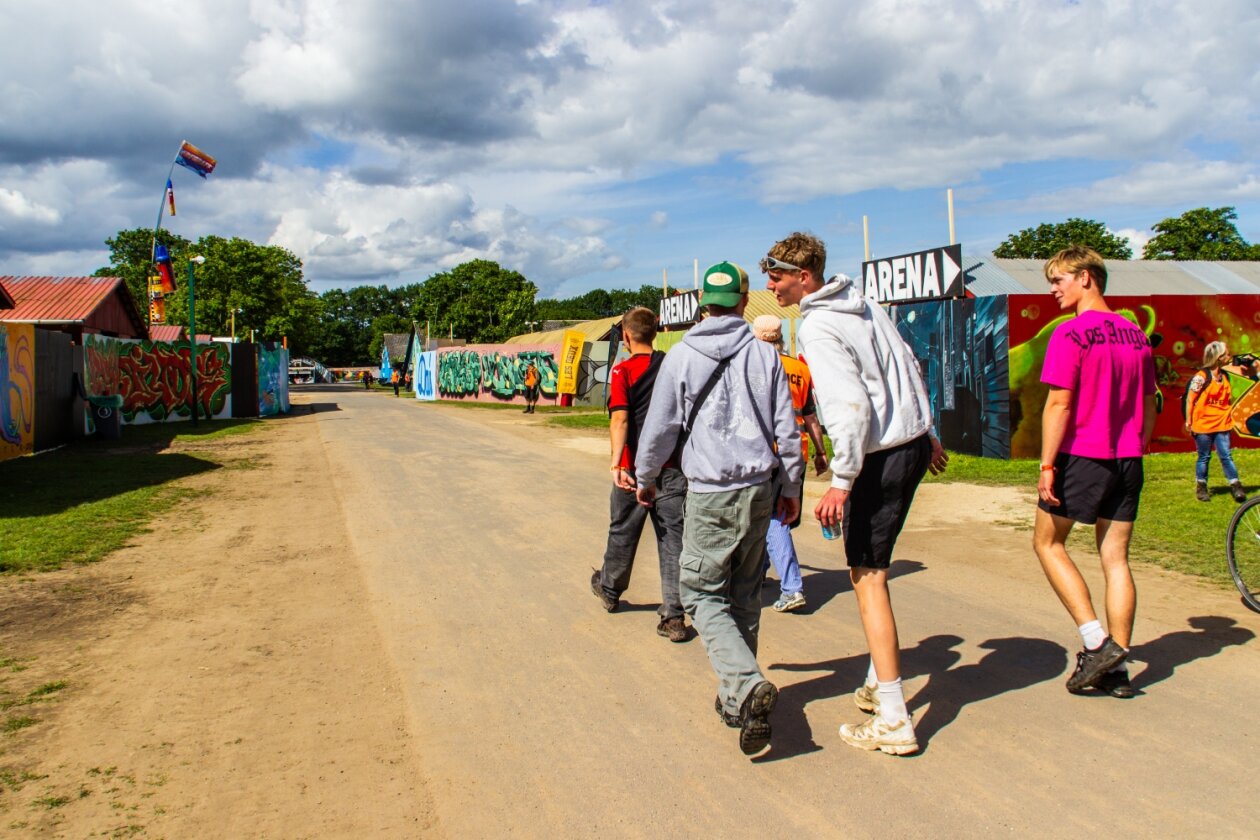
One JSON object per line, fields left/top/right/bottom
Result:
{"left": 635, "top": 261, "right": 804, "bottom": 757}
{"left": 764, "top": 232, "right": 947, "bottom": 756}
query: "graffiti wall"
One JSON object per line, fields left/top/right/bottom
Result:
{"left": 258, "top": 345, "right": 290, "bottom": 417}
{"left": 414, "top": 350, "right": 437, "bottom": 401}
{"left": 891, "top": 297, "right": 1010, "bottom": 458}
{"left": 1008, "top": 294, "right": 1260, "bottom": 456}
{"left": 0, "top": 323, "right": 35, "bottom": 461}
{"left": 84, "top": 335, "right": 233, "bottom": 425}
{"left": 437, "top": 344, "right": 561, "bottom": 403}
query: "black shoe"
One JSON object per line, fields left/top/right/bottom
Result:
{"left": 1231, "top": 483, "right": 1247, "bottom": 503}
{"left": 1066, "top": 637, "right": 1127, "bottom": 694}
{"left": 1095, "top": 669, "right": 1137, "bottom": 699}
{"left": 715, "top": 696, "right": 740, "bottom": 728}
{"left": 657, "top": 616, "right": 688, "bottom": 643}
{"left": 589, "top": 570, "right": 618, "bottom": 612}
{"left": 738, "top": 681, "right": 778, "bottom": 755}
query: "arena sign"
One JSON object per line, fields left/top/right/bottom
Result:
{"left": 862, "top": 243, "right": 963, "bottom": 304}
{"left": 659, "top": 290, "right": 701, "bottom": 327}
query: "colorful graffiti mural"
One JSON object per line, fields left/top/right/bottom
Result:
{"left": 437, "top": 345, "right": 560, "bottom": 402}
{"left": 0, "top": 323, "right": 35, "bottom": 461}
{"left": 1007, "top": 294, "right": 1260, "bottom": 456}
{"left": 414, "top": 350, "right": 437, "bottom": 401}
{"left": 85, "top": 335, "right": 232, "bottom": 424}
{"left": 258, "top": 345, "right": 290, "bottom": 416}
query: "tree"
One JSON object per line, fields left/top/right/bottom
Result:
{"left": 95, "top": 227, "right": 192, "bottom": 307}
{"left": 414, "top": 260, "right": 538, "bottom": 343}
{"left": 993, "top": 218, "right": 1133, "bottom": 260}
{"left": 535, "top": 284, "right": 670, "bottom": 321}
{"left": 1142, "top": 206, "right": 1260, "bottom": 260}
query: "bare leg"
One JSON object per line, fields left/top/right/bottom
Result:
{"left": 1094, "top": 518, "right": 1137, "bottom": 648}
{"left": 851, "top": 567, "right": 900, "bottom": 682}
{"left": 1032, "top": 508, "right": 1099, "bottom": 627}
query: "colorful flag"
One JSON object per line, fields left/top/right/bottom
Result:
{"left": 165, "top": 178, "right": 176, "bottom": 216}
{"left": 154, "top": 244, "right": 176, "bottom": 294}
{"left": 174, "top": 141, "right": 216, "bottom": 178}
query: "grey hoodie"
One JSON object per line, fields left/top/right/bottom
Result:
{"left": 798, "top": 275, "right": 934, "bottom": 491}
{"left": 635, "top": 314, "right": 803, "bottom": 495}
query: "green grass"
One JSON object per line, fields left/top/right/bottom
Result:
{"left": 0, "top": 419, "right": 265, "bottom": 574}
{"left": 924, "top": 448, "right": 1260, "bottom": 587}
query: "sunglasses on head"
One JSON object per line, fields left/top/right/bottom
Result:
{"left": 759, "top": 256, "right": 802, "bottom": 273}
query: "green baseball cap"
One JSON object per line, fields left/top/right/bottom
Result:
{"left": 701, "top": 261, "right": 749, "bottom": 308}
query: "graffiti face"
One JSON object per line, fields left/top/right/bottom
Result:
{"left": 436, "top": 345, "right": 559, "bottom": 401}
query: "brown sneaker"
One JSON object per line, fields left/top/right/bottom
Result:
{"left": 1196, "top": 482, "right": 1210, "bottom": 502}
{"left": 589, "top": 570, "right": 618, "bottom": 612}
{"left": 657, "top": 616, "right": 688, "bottom": 642}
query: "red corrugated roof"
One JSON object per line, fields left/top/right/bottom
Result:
{"left": 0, "top": 280, "right": 13, "bottom": 309}
{"left": 0, "top": 275, "right": 148, "bottom": 337}
{"left": 149, "top": 324, "right": 186, "bottom": 342}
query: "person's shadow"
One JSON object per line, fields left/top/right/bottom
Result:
{"left": 1125, "top": 615, "right": 1255, "bottom": 694}
{"left": 909, "top": 637, "right": 1067, "bottom": 747}
{"left": 757, "top": 634, "right": 965, "bottom": 761}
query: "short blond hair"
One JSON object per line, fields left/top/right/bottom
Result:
{"left": 1204, "top": 341, "right": 1228, "bottom": 368}
{"left": 1044, "top": 245, "right": 1108, "bottom": 294}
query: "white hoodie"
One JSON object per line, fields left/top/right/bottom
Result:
{"left": 798, "top": 274, "right": 933, "bottom": 491}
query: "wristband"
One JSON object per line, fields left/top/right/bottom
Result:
{"left": 1039, "top": 464, "right": 1056, "bottom": 472}
{"left": 610, "top": 466, "right": 623, "bottom": 471}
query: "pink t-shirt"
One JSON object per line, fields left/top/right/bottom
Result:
{"left": 1040, "top": 310, "right": 1156, "bottom": 459}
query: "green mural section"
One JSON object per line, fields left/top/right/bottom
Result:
{"left": 437, "top": 344, "right": 560, "bottom": 402}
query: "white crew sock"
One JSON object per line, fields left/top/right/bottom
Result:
{"left": 866, "top": 658, "right": 878, "bottom": 688}
{"left": 1078, "top": 620, "right": 1107, "bottom": 650}
{"left": 877, "top": 678, "right": 909, "bottom": 725}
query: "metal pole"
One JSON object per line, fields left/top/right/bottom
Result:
{"left": 187, "top": 259, "right": 199, "bottom": 425}
{"left": 230, "top": 310, "right": 236, "bottom": 341}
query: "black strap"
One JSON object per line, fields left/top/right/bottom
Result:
{"left": 673, "top": 356, "right": 732, "bottom": 461}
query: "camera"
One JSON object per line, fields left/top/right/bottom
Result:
{"left": 1232, "top": 353, "right": 1258, "bottom": 367}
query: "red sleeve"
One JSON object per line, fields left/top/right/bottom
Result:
{"left": 608, "top": 363, "right": 631, "bottom": 412}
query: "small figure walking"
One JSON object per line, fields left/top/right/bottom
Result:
{"left": 390, "top": 369, "right": 401, "bottom": 397}
{"left": 1185, "top": 341, "right": 1255, "bottom": 503}
{"left": 523, "top": 361, "right": 540, "bottom": 413}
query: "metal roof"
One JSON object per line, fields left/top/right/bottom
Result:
{"left": 0, "top": 275, "right": 146, "bottom": 333}
{"left": 0, "top": 280, "right": 13, "bottom": 309}
{"left": 149, "top": 324, "right": 186, "bottom": 342}
{"left": 382, "top": 332, "right": 412, "bottom": 365}
{"left": 964, "top": 258, "right": 1260, "bottom": 297}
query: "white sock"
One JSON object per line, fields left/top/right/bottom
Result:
{"left": 865, "top": 659, "right": 878, "bottom": 688}
{"left": 1078, "top": 620, "right": 1107, "bottom": 650}
{"left": 876, "top": 679, "right": 909, "bottom": 725}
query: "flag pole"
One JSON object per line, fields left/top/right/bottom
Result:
{"left": 148, "top": 147, "right": 182, "bottom": 329}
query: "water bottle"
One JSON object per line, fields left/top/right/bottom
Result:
{"left": 820, "top": 521, "right": 839, "bottom": 540}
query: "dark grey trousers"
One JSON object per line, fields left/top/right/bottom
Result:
{"left": 598, "top": 467, "right": 687, "bottom": 619}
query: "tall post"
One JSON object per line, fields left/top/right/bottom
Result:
{"left": 863, "top": 216, "right": 871, "bottom": 261}
{"left": 947, "top": 187, "right": 956, "bottom": 245}
{"left": 187, "top": 258, "right": 199, "bottom": 425}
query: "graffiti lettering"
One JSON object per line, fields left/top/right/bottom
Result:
{"left": 86, "top": 336, "right": 231, "bottom": 424}
{"left": 437, "top": 346, "right": 559, "bottom": 401}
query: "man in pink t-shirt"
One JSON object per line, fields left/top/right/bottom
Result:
{"left": 1033, "top": 246, "right": 1156, "bottom": 701}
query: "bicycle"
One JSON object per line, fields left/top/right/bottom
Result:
{"left": 1225, "top": 495, "right": 1260, "bottom": 612}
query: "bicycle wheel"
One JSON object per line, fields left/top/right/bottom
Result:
{"left": 1225, "top": 496, "right": 1260, "bottom": 612}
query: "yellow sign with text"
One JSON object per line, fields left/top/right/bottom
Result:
{"left": 555, "top": 330, "right": 584, "bottom": 395}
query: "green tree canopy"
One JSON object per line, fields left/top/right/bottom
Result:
{"left": 414, "top": 259, "right": 537, "bottom": 344}
{"left": 95, "top": 227, "right": 191, "bottom": 307}
{"left": 1142, "top": 206, "right": 1260, "bottom": 260}
{"left": 535, "top": 284, "right": 670, "bottom": 321}
{"left": 993, "top": 218, "right": 1133, "bottom": 260}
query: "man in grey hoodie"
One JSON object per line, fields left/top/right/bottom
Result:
{"left": 764, "top": 232, "right": 947, "bottom": 757}
{"left": 635, "top": 261, "right": 804, "bottom": 756}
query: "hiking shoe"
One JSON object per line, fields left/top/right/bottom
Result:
{"left": 1196, "top": 482, "right": 1210, "bottom": 502}
{"left": 589, "top": 570, "right": 618, "bottom": 613}
{"left": 1231, "top": 482, "right": 1247, "bottom": 503}
{"left": 838, "top": 715, "right": 918, "bottom": 755}
{"left": 715, "top": 695, "right": 740, "bottom": 728}
{"left": 1096, "top": 669, "right": 1137, "bottom": 699}
{"left": 738, "top": 681, "right": 778, "bottom": 755}
{"left": 772, "top": 591, "right": 807, "bottom": 613}
{"left": 1066, "top": 636, "right": 1127, "bottom": 693}
{"left": 853, "top": 683, "right": 879, "bottom": 715}
{"left": 657, "top": 616, "right": 688, "bottom": 642}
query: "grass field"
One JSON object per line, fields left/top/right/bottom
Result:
{"left": 0, "top": 420, "right": 265, "bottom": 574}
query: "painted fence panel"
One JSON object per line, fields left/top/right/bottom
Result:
{"left": 0, "top": 323, "right": 36, "bottom": 461}
{"left": 258, "top": 345, "right": 290, "bottom": 416}
{"left": 414, "top": 350, "right": 437, "bottom": 400}
{"left": 437, "top": 344, "right": 561, "bottom": 404}
{"left": 84, "top": 335, "right": 233, "bottom": 425}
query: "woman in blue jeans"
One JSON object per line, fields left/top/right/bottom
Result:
{"left": 1184, "top": 341, "right": 1256, "bottom": 503}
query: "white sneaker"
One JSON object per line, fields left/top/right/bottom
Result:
{"left": 839, "top": 715, "right": 918, "bottom": 755}
{"left": 853, "top": 683, "right": 879, "bottom": 714}
{"left": 772, "top": 591, "right": 807, "bottom": 612}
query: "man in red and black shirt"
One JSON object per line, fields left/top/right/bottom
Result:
{"left": 590, "top": 306, "right": 689, "bottom": 642}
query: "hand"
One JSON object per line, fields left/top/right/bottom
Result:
{"left": 928, "top": 436, "right": 949, "bottom": 475}
{"left": 1038, "top": 467, "right": 1060, "bottom": 506}
{"left": 636, "top": 484, "right": 657, "bottom": 508}
{"left": 812, "top": 452, "right": 829, "bottom": 476}
{"left": 612, "top": 467, "right": 636, "bottom": 491}
{"left": 776, "top": 495, "right": 800, "bottom": 524}
{"left": 814, "top": 487, "right": 849, "bottom": 531}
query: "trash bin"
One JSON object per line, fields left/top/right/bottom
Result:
{"left": 88, "top": 395, "right": 124, "bottom": 440}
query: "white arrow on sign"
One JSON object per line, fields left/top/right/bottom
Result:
{"left": 940, "top": 247, "right": 960, "bottom": 294}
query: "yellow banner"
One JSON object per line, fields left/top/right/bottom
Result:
{"left": 555, "top": 330, "right": 584, "bottom": 395}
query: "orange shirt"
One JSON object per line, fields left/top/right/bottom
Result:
{"left": 1188, "top": 370, "right": 1233, "bottom": 433}
{"left": 779, "top": 353, "right": 816, "bottom": 458}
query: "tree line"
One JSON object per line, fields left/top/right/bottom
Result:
{"left": 992, "top": 206, "right": 1260, "bottom": 260}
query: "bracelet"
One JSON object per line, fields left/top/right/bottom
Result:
{"left": 610, "top": 466, "right": 623, "bottom": 471}
{"left": 1039, "top": 464, "right": 1056, "bottom": 472}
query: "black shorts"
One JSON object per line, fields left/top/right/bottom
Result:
{"left": 843, "top": 434, "right": 931, "bottom": 569}
{"left": 1038, "top": 453, "right": 1143, "bottom": 524}
{"left": 524, "top": 385, "right": 539, "bottom": 400}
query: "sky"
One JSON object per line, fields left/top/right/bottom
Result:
{"left": 1, "top": 0, "right": 1258, "bottom": 299}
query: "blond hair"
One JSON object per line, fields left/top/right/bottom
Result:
{"left": 1044, "top": 245, "right": 1108, "bottom": 294}
{"left": 1204, "top": 341, "right": 1228, "bottom": 368}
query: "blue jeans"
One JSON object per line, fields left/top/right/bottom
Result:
{"left": 765, "top": 517, "right": 803, "bottom": 595}
{"left": 1195, "top": 432, "right": 1240, "bottom": 483}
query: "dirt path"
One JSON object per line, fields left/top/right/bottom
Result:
{"left": 3, "top": 385, "right": 1259, "bottom": 837}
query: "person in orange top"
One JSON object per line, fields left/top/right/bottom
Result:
{"left": 523, "top": 361, "right": 541, "bottom": 413}
{"left": 751, "top": 315, "right": 829, "bottom": 613}
{"left": 1185, "top": 341, "right": 1256, "bottom": 503}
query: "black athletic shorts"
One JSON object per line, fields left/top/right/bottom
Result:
{"left": 842, "top": 434, "right": 931, "bottom": 569}
{"left": 1038, "top": 453, "right": 1143, "bottom": 524}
